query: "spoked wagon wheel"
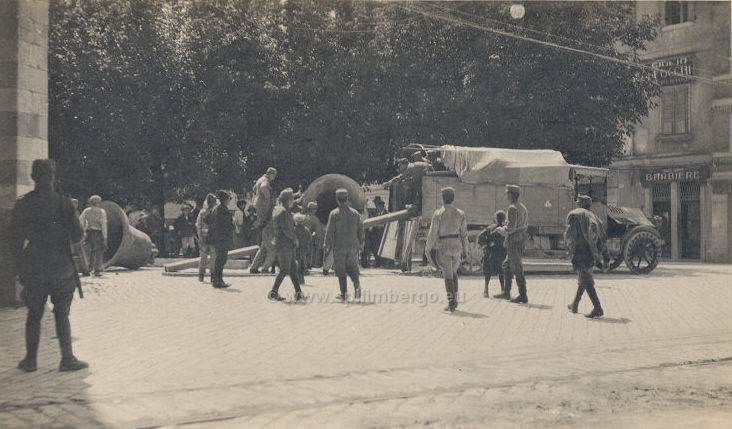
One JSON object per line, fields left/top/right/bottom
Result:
{"left": 460, "top": 230, "right": 484, "bottom": 276}
{"left": 623, "top": 230, "right": 662, "bottom": 274}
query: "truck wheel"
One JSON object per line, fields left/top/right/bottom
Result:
{"left": 460, "top": 230, "right": 483, "bottom": 276}
{"left": 623, "top": 230, "right": 662, "bottom": 274}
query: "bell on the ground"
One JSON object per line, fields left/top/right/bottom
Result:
{"left": 100, "top": 201, "right": 153, "bottom": 269}
{"left": 297, "top": 174, "right": 367, "bottom": 225}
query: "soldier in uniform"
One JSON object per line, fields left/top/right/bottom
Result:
{"left": 496, "top": 184, "right": 529, "bottom": 303}
{"left": 207, "top": 190, "right": 233, "bottom": 288}
{"left": 425, "top": 187, "right": 468, "bottom": 313}
{"left": 11, "top": 159, "right": 89, "bottom": 372}
{"left": 324, "top": 189, "right": 365, "bottom": 301}
{"left": 267, "top": 188, "right": 304, "bottom": 302}
{"left": 565, "top": 195, "right": 604, "bottom": 318}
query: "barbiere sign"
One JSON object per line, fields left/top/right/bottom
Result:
{"left": 650, "top": 56, "right": 693, "bottom": 85}
{"left": 642, "top": 165, "right": 710, "bottom": 184}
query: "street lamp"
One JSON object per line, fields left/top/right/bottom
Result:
{"left": 509, "top": 3, "right": 525, "bottom": 20}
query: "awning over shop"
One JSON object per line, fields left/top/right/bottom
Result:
{"left": 439, "top": 145, "right": 573, "bottom": 186}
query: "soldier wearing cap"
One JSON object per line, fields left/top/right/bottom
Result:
{"left": 79, "top": 195, "right": 108, "bottom": 276}
{"left": 268, "top": 188, "right": 304, "bottom": 301}
{"left": 206, "top": 190, "right": 234, "bottom": 288}
{"left": 11, "top": 159, "right": 88, "bottom": 372}
{"left": 425, "top": 187, "right": 468, "bottom": 312}
{"left": 253, "top": 167, "right": 277, "bottom": 230}
{"left": 496, "top": 184, "right": 529, "bottom": 303}
{"left": 565, "top": 195, "right": 604, "bottom": 318}
{"left": 325, "top": 189, "right": 365, "bottom": 301}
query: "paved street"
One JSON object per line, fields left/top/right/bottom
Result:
{"left": 1, "top": 263, "right": 731, "bottom": 428}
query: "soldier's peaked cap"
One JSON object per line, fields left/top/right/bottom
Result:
{"left": 505, "top": 184, "right": 521, "bottom": 195}
{"left": 89, "top": 195, "right": 102, "bottom": 203}
{"left": 441, "top": 187, "right": 455, "bottom": 198}
{"left": 307, "top": 201, "right": 318, "bottom": 209}
{"left": 335, "top": 188, "right": 349, "bottom": 198}
{"left": 576, "top": 194, "right": 592, "bottom": 207}
{"left": 266, "top": 167, "right": 278, "bottom": 175}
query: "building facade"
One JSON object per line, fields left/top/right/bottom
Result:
{"left": 611, "top": 1, "right": 732, "bottom": 263}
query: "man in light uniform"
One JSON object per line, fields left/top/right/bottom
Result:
{"left": 324, "top": 189, "right": 365, "bottom": 301}
{"left": 496, "top": 184, "right": 529, "bottom": 303}
{"left": 425, "top": 187, "right": 468, "bottom": 312}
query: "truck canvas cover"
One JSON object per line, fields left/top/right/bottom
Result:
{"left": 439, "top": 145, "right": 572, "bottom": 186}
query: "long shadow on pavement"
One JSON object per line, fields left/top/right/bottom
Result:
{"left": 524, "top": 304, "right": 553, "bottom": 310}
{"left": 590, "top": 317, "right": 632, "bottom": 324}
{"left": 450, "top": 310, "right": 489, "bottom": 319}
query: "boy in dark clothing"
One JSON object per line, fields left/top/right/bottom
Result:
{"left": 293, "top": 214, "right": 312, "bottom": 285}
{"left": 477, "top": 210, "right": 507, "bottom": 298}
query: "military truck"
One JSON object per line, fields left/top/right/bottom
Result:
{"left": 370, "top": 145, "right": 663, "bottom": 275}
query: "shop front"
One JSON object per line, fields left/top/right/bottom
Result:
{"left": 643, "top": 165, "right": 710, "bottom": 260}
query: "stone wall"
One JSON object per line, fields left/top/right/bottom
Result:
{"left": 0, "top": 0, "right": 49, "bottom": 307}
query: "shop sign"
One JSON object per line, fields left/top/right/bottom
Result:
{"left": 641, "top": 165, "right": 710, "bottom": 184}
{"left": 650, "top": 56, "right": 693, "bottom": 85}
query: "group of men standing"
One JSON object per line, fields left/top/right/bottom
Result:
{"left": 426, "top": 183, "right": 603, "bottom": 318}
{"left": 196, "top": 166, "right": 365, "bottom": 302}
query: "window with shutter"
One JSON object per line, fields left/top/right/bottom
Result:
{"left": 661, "top": 85, "right": 690, "bottom": 136}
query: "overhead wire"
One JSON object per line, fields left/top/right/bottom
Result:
{"left": 391, "top": 1, "right": 728, "bottom": 87}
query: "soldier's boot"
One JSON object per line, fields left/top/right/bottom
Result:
{"left": 511, "top": 275, "right": 528, "bottom": 303}
{"left": 268, "top": 274, "right": 286, "bottom": 301}
{"left": 198, "top": 268, "right": 205, "bottom": 282}
{"left": 351, "top": 276, "right": 362, "bottom": 300}
{"left": 453, "top": 274, "right": 459, "bottom": 310}
{"left": 292, "top": 277, "right": 305, "bottom": 302}
{"left": 56, "top": 311, "right": 88, "bottom": 372}
{"left": 443, "top": 279, "right": 455, "bottom": 312}
{"left": 336, "top": 277, "right": 348, "bottom": 301}
{"left": 568, "top": 284, "right": 584, "bottom": 313}
{"left": 19, "top": 318, "right": 40, "bottom": 372}
{"left": 584, "top": 281, "right": 604, "bottom": 318}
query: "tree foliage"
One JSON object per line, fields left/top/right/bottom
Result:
{"left": 49, "top": 0, "right": 660, "bottom": 206}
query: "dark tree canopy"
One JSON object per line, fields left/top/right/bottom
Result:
{"left": 49, "top": 0, "right": 659, "bottom": 207}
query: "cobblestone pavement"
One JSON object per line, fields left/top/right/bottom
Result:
{"left": 1, "top": 262, "right": 731, "bottom": 428}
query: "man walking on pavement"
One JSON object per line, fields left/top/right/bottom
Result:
{"left": 267, "top": 188, "right": 304, "bottom": 302}
{"left": 565, "top": 195, "right": 604, "bottom": 318}
{"left": 325, "top": 189, "right": 365, "bottom": 301}
{"left": 11, "top": 159, "right": 89, "bottom": 372}
{"left": 496, "top": 184, "right": 529, "bottom": 304}
{"left": 207, "top": 190, "right": 234, "bottom": 288}
{"left": 425, "top": 187, "right": 468, "bottom": 313}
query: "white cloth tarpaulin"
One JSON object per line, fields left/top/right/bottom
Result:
{"left": 439, "top": 145, "right": 572, "bottom": 186}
